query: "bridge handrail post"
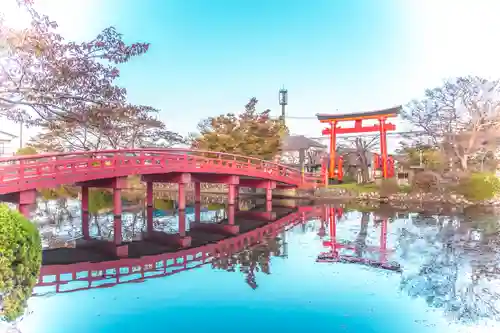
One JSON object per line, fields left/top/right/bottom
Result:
{"left": 19, "top": 158, "right": 24, "bottom": 179}
{"left": 114, "top": 151, "right": 121, "bottom": 169}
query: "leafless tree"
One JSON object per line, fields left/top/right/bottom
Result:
{"left": 402, "top": 76, "right": 500, "bottom": 171}
{"left": 340, "top": 136, "right": 378, "bottom": 183}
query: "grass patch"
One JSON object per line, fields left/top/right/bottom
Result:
{"left": 328, "top": 182, "right": 413, "bottom": 194}
{"left": 328, "top": 182, "right": 379, "bottom": 193}
{"left": 398, "top": 184, "right": 412, "bottom": 194}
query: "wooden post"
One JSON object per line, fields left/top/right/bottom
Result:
{"left": 195, "top": 202, "right": 201, "bottom": 221}
{"left": 265, "top": 187, "right": 272, "bottom": 202}
{"left": 228, "top": 205, "right": 235, "bottom": 225}
{"left": 379, "top": 118, "right": 388, "bottom": 178}
{"left": 178, "top": 183, "right": 186, "bottom": 210}
{"left": 81, "top": 186, "right": 90, "bottom": 240}
{"left": 329, "top": 121, "right": 337, "bottom": 179}
{"left": 194, "top": 182, "right": 201, "bottom": 203}
{"left": 228, "top": 184, "right": 236, "bottom": 205}
{"left": 146, "top": 181, "right": 154, "bottom": 233}
{"left": 113, "top": 188, "right": 122, "bottom": 245}
{"left": 178, "top": 210, "right": 186, "bottom": 236}
{"left": 17, "top": 190, "right": 36, "bottom": 219}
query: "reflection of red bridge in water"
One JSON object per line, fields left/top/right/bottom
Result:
{"left": 0, "top": 149, "right": 323, "bottom": 257}
{"left": 34, "top": 206, "right": 322, "bottom": 295}
{"left": 316, "top": 207, "right": 402, "bottom": 272}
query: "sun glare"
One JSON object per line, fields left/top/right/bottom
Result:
{"left": 406, "top": 0, "right": 500, "bottom": 80}
{"left": 0, "top": 0, "right": 101, "bottom": 137}
{"left": 1, "top": 0, "right": 100, "bottom": 39}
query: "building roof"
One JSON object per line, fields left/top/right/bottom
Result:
{"left": 316, "top": 105, "right": 401, "bottom": 122}
{"left": 281, "top": 135, "right": 326, "bottom": 151}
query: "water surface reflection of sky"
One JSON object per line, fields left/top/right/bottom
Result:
{"left": 9, "top": 209, "right": 500, "bottom": 332}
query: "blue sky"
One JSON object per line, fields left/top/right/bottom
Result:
{"left": 2, "top": 0, "right": 500, "bottom": 149}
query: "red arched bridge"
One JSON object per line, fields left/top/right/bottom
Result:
{"left": 0, "top": 149, "right": 323, "bottom": 255}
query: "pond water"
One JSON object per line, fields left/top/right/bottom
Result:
{"left": 2, "top": 193, "right": 500, "bottom": 333}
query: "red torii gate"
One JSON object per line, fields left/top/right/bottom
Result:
{"left": 316, "top": 106, "right": 401, "bottom": 181}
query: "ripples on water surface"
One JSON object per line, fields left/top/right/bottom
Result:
{"left": 3, "top": 196, "right": 500, "bottom": 333}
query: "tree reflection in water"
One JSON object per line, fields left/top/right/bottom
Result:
{"left": 33, "top": 190, "right": 256, "bottom": 248}
{"left": 399, "top": 212, "right": 500, "bottom": 323}
{"left": 354, "top": 212, "right": 370, "bottom": 257}
{"left": 211, "top": 236, "right": 284, "bottom": 289}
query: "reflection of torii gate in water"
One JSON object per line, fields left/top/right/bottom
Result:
{"left": 317, "top": 106, "right": 401, "bottom": 182}
{"left": 316, "top": 207, "right": 402, "bottom": 272}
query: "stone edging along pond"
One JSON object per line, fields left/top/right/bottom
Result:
{"left": 311, "top": 187, "right": 500, "bottom": 207}
{"left": 132, "top": 180, "right": 500, "bottom": 207}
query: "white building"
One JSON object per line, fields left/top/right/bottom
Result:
{"left": 0, "top": 130, "right": 18, "bottom": 156}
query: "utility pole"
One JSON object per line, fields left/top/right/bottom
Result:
{"left": 278, "top": 87, "right": 288, "bottom": 125}
{"left": 19, "top": 121, "right": 23, "bottom": 149}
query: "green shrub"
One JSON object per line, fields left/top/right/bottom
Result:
{"left": 88, "top": 189, "right": 113, "bottom": 214}
{"left": 39, "top": 185, "right": 78, "bottom": 200}
{"left": 154, "top": 199, "right": 174, "bottom": 211}
{"left": 413, "top": 170, "right": 441, "bottom": 192}
{"left": 457, "top": 172, "right": 500, "bottom": 202}
{"left": 15, "top": 147, "right": 37, "bottom": 156}
{"left": 0, "top": 205, "right": 42, "bottom": 322}
{"left": 207, "top": 203, "right": 226, "bottom": 211}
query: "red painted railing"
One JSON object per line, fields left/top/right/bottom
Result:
{"left": 0, "top": 149, "right": 324, "bottom": 195}
{"left": 34, "top": 206, "right": 322, "bottom": 295}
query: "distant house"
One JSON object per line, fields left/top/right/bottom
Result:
{"left": 281, "top": 135, "right": 326, "bottom": 171}
{"left": 0, "top": 130, "right": 18, "bottom": 156}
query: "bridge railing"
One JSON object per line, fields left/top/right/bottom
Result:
{"left": 0, "top": 149, "right": 325, "bottom": 190}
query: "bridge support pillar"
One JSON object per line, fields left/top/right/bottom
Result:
{"left": 228, "top": 204, "right": 235, "bottom": 226}
{"left": 19, "top": 190, "right": 36, "bottom": 219}
{"left": 113, "top": 187, "right": 122, "bottom": 245}
{"left": 178, "top": 209, "right": 186, "bottom": 236}
{"left": 74, "top": 176, "right": 128, "bottom": 257}
{"left": 228, "top": 184, "right": 236, "bottom": 205}
{"left": 266, "top": 181, "right": 275, "bottom": 212}
{"left": 81, "top": 186, "right": 90, "bottom": 240}
{"left": 190, "top": 204, "right": 239, "bottom": 235}
{"left": 143, "top": 209, "right": 191, "bottom": 248}
{"left": 178, "top": 183, "right": 186, "bottom": 211}
{"left": 266, "top": 200, "right": 272, "bottom": 212}
{"left": 0, "top": 190, "right": 37, "bottom": 219}
{"left": 176, "top": 210, "right": 191, "bottom": 246}
{"left": 266, "top": 187, "right": 272, "bottom": 201}
{"left": 235, "top": 186, "right": 240, "bottom": 210}
{"left": 195, "top": 202, "right": 201, "bottom": 221}
{"left": 146, "top": 181, "right": 154, "bottom": 233}
{"left": 194, "top": 182, "right": 201, "bottom": 203}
